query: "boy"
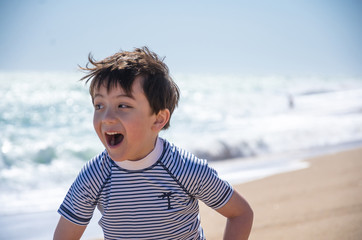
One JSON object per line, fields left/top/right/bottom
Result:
{"left": 54, "top": 47, "right": 253, "bottom": 240}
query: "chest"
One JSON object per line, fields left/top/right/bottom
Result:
{"left": 98, "top": 165, "right": 197, "bottom": 218}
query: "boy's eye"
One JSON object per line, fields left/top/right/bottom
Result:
{"left": 118, "top": 104, "right": 130, "bottom": 109}
{"left": 94, "top": 104, "right": 103, "bottom": 110}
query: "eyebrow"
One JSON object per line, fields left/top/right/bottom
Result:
{"left": 93, "top": 93, "right": 135, "bottom": 99}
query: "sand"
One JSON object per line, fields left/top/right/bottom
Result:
{"left": 199, "top": 147, "right": 362, "bottom": 240}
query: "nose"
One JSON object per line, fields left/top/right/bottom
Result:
{"left": 101, "top": 107, "right": 117, "bottom": 124}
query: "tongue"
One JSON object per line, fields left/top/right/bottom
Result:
{"left": 110, "top": 134, "right": 123, "bottom": 146}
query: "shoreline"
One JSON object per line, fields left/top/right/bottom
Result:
{"left": 210, "top": 139, "right": 362, "bottom": 185}
{"left": 200, "top": 147, "right": 362, "bottom": 239}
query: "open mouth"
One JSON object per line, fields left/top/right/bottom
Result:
{"left": 105, "top": 132, "right": 124, "bottom": 147}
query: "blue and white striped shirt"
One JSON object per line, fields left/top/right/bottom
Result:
{"left": 58, "top": 138, "right": 233, "bottom": 239}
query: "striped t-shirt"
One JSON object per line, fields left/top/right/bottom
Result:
{"left": 58, "top": 138, "right": 233, "bottom": 239}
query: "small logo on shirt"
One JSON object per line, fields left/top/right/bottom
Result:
{"left": 158, "top": 191, "right": 175, "bottom": 210}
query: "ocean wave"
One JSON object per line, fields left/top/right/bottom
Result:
{"left": 193, "top": 139, "right": 269, "bottom": 161}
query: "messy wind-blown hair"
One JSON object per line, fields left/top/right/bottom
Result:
{"left": 79, "top": 47, "right": 180, "bottom": 129}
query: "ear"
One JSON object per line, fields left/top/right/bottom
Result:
{"left": 152, "top": 109, "right": 170, "bottom": 131}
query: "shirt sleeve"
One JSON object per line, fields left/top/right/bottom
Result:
{"left": 58, "top": 152, "right": 110, "bottom": 225}
{"left": 195, "top": 161, "right": 234, "bottom": 210}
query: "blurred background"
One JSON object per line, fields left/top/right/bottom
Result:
{"left": 0, "top": 0, "right": 361, "bottom": 239}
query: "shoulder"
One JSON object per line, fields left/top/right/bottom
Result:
{"left": 77, "top": 150, "right": 113, "bottom": 188}
{"left": 160, "top": 139, "right": 212, "bottom": 187}
{"left": 85, "top": 150, "right": 112, "bottom": 172}
{"left": 161, "top": 139, "right": 207, "bottom": 168}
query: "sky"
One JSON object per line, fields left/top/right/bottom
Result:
{"left": 0, "top": 0, "right": 361, "bottom": 76}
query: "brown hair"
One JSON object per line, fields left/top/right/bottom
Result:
{"left": 79, "top": 47, "right": 180, "bottom": 129}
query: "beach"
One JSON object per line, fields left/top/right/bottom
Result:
{"left": 0, "top": 146, "right": 361, "bottom": 239}
{"left": 200, "top": 147, "right": 362, "bottom": 240}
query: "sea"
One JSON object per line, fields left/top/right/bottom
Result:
{"left": 0, "top": 71, "right": 362, "bottom": 238}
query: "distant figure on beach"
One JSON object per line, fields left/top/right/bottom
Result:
{"left": 54, "top": 47, "right": 253, "bottom": 239}
{"left": 288, "top": 93, "right": 294, "bottom": 109}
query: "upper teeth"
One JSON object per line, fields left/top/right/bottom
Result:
{"left": 107, "top": 132, "right": 120, "bottom": 135}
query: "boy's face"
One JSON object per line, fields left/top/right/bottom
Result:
{"left": 92, "top": 76, "right": 162, "bottom": 162}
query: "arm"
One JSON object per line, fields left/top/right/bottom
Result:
{"left": 216, "top": 190, "right": 253, "bottom": 240}
{"left": 54, "top": 216, "right": 87, "bottom": 240}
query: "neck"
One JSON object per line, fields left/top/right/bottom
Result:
{"left": 115, "top": 137, "right": 163, "bottom": 170}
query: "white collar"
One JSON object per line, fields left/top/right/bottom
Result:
{"left": 115, "top": 137, "right": 163, "bottom": 171}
